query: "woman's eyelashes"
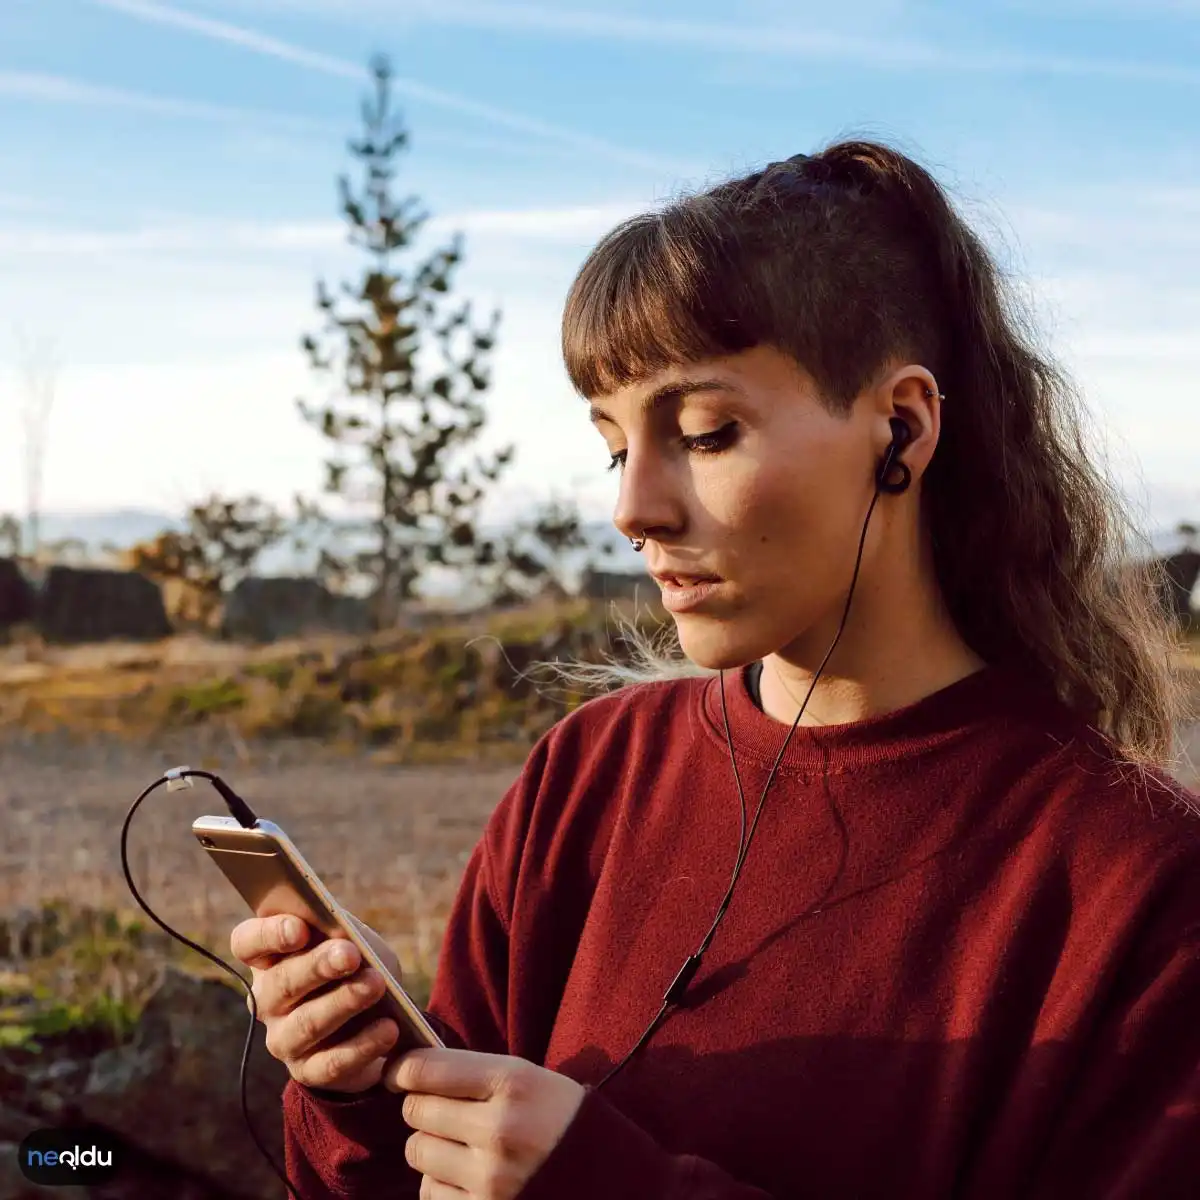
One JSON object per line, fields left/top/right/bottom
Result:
{"left": 606, "top": 422, "right": 739, "bottom": 472}
{"left": 682, "top": 421, "right": 739, "bottom": 454}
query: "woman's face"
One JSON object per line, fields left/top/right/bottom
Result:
{"left": 589, "top": 345, "right": 935, "bottom": 671}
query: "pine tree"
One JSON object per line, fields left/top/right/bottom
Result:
{"left": 298, "top": 55, "right": 513, "bottom": 627}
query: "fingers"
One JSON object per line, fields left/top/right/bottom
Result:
{"left": 253, "top": 938, "right": 362, "bottom": 1018}
{"left": 290, "top": 1014, "right": 403, "bottom": 1093}
{"left": 230, "top": 914, "right": 311, "bottom": 970}
{"left": 265, "top": 964, "right": 388, "bottom": 1062}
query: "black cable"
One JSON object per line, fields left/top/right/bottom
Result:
{"left": 594, "top": 478, "right": 889, "bottom": 1091}
{"left": 120, "top": 769, "right": 300, "bottom": 1200}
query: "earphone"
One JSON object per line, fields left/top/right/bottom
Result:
{"left": 631, "top": 414, "right": 914, "bottom": 550}
{"left": 598, "top": 412, "right": 916, "bottom": 1089}
{"left": 114, "top": 407, "right": 924, "bottom": 1178}
{"left": 876, "top": 416, "right": 913, "bottom": 495}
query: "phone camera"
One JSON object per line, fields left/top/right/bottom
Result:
{"left": 199, "top": 836, "right": 216, "bottom": 848}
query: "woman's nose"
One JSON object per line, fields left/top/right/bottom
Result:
{"left": 612, "top": 447, "right": 682, "bottom": 545}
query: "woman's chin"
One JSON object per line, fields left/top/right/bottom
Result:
{"left": 673, "top": 615, "right": 763, "bottom": 673}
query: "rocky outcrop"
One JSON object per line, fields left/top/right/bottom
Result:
{"left": 220, "top": 576, "right": 371, "bottom": 643}
{"left": 1, "top": 957, "right": 291, "bottom": 1199}
{"left": 34, "top": 567, "right": 172, "bottom": 645}
{"left": 1158, "top": 548, "right": 1200, "bottom": 626}
{"left": 0, "top": 558, "right": 34, "bottom": 633}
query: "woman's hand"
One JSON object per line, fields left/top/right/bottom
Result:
{"left": 384, "top": 1048, "right": 586, "bottom": 1199}
{"left": 229, "top": 912, "right": 404, "bottom": 1093}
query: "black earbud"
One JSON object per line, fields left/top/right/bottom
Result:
{"left": 875, "top": 417, "right": 913, "bottom": 495}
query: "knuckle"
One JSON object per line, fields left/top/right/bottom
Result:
{"left": 276, "top": 958, "right": 304, "bottom": 1003}
{"left": 403, "top": 1054, "right": 430, "bottom": 1093}
{"left": 496, "top": 1064, "right": 533, "bottom": 1103}
{"left": 479, "top": 1162, "right": 512, "bottom": 1198}
{"left": 290, "top": 1002, "right": 320, "bottom": 1052}
{"left": 352, "top": 970, "right": 382, "bottom": 1003}
{"left": 307, "top": 1041, "right": 356, "bottom": 1089}
{"left": 279, "top": 954, "right": 319, "bottom": 1007}
{"left": 316, "top": 1045, "right": 355, "bottom": 1084}
{"left": 262, "top": 1023, "right": 286, "bottom": 1063}
{"left": 485, "top": 1103, "right": 523, "bottom": 1158}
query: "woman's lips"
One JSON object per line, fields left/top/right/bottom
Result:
{"left": 654, "top": 574, "right": 723, "bottom": 613}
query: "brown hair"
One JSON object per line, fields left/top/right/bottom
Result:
{"left": 560, "top": 139, "right": 1187, "bottom": 770}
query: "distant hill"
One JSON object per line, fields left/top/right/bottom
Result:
{"left": 34, "top": 508, "right": 185, "bottom": 549}
{"left": 21, "top": 508, "right": 1192, "bottom": 594}
{"left": 21, "top": 508, "right": 647, "bottom": 599}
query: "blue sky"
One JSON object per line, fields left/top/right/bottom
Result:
{"left": 0, "top": 0, "right": 1197, "bottom": 540}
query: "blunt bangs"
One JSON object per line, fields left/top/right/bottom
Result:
{"left": 561, "top": 204, "right": 762, "bottom": 400}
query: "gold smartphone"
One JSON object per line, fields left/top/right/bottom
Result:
{"left": 192, "top": 814, "right": 444, "bottom": 1052}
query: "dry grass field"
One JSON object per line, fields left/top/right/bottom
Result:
{"left": 0, "top": 738, "right": 520, "bottom": 1000}
{"left": 0, "top": 619, "right": 1196, "bottom": 1017}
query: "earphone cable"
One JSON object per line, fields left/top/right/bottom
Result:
{"left": 594, "top": 478, "right": 887, "bottom": 1091}
{"left": 119, "top": 772, "right": 300, "bottom": 1200}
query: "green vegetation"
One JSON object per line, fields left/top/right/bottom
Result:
{"left": 0, "top": 899, "right": 435, "bottom": 1054}
{"left": 0, "top": 903, "right": 175, "bottom": 1054}
{"left": 0, "top": 597, "right": 671, "bottom": 761}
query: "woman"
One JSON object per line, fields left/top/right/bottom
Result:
{"left": 231, "top": 141, "right": 1199, "bottom": 1199}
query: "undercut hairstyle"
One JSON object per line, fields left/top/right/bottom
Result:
{"left": 555, "top": 140, "right": 1187, "bottom": 772}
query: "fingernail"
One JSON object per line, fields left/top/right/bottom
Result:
{"left": 328, "top": 943, "right": 353, "bottom": 971}
{"left": 282, "top": 918, "right": 301, "bottom": 946}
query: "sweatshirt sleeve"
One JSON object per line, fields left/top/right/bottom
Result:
{"left": 517, "top": 1086, "right": 777, "bottom": 1199}
{"left": 1025, "top": 918, "right": 1200, "bottom": 1198}
{"left": 280, "top": 824, "right": 514, "bottom": 1199}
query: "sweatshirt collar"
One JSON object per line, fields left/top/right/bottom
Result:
{"left": 698, "top": 659, "right": 1073, "bottom": 776}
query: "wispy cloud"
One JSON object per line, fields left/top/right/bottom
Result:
{"left": 365, "top": 1, "right": 943, "bottom": 68}
{"left": 0, "top": 69, "right": 335, "bottom": 130}
{"left": 183, "top": 0, "right": 1200, "bottom": 83}
{"left": 0, "top": 201, "right": 647, "bottom": 256}
{"left": 87, "top": 0, "right": 686, "bottom": 172}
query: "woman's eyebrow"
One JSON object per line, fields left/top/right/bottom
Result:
{"left": 588, "top": 378, "right": 744, "bottom": 425}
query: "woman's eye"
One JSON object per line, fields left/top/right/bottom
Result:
{"left": 606, "top": 423, "right": 736, "bottom": 471}
{"left": 682, "top": 422, "right": 738, "bottom": 454}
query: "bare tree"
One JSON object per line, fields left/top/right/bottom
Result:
{"left": 14, "top": 330, "right": 61, "bottom": 560}
{"left": 0, "top": 514, "right": 21, "bottom": 557}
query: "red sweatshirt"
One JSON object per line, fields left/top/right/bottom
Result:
{"left": 282, "top": 663, "right": 1200, "bottom": 1198}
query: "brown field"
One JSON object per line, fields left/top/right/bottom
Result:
{"left": 0, "top": 735, "right": 520, "bottom": 994}
{"left": 1, "top": 626, "right": 1196, "bottom": 1008}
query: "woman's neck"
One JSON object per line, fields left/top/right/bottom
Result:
{"left": 757, "top": 646, "right": 985, "bottom": 728}
{"left": 758, "top": 556, "right": 986, "bottom": 729}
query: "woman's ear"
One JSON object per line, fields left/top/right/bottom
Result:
{"left": 873, "top": 365, "right": 942, "bottom": 485}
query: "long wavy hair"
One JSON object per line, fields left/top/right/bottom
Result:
{"left": 553, "top": 139, "right": 1187, "bottom": 771}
